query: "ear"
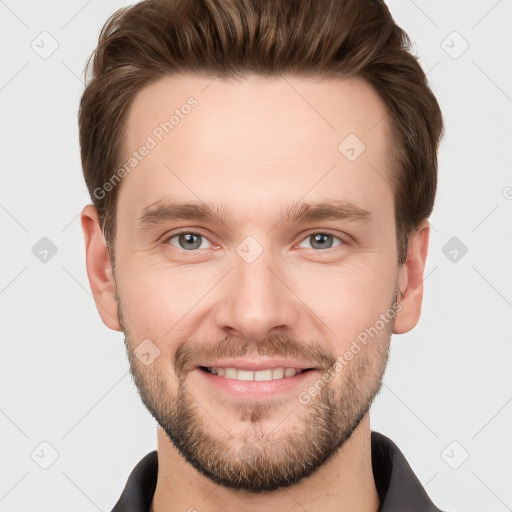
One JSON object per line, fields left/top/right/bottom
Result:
{"left": 80, "top": 204, "right": 122, "bottom": 331}
{"left": 393, "top": 219, "right": 430, "bottom": 334}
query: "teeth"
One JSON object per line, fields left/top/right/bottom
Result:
{"left": 225, "top": 367, "right": 238, "bottom": 379}
{"left": 237, "top": 369, "right": 254, "bottom": 381}
{"left": 272, "top": 368, "right": 284, "bottom": 379}
{"left": 255, "top": 369, "right": 272, "bottom": 381}
{"left": 207, "top": 367, "right": 304, "bottom": 381}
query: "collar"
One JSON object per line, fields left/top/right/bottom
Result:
{"left": 111, "top": 431, "right": 444, "bottom": 512}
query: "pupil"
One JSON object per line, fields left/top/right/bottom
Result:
{"left": 180, "top": 233, "right": 201, "bottom": 250}
{"left": 312, "top": 233, "right": 332, "bottom": 249}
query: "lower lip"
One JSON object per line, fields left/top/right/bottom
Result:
{"left": 195, "top": 368, "right": 318, "bottom": 398}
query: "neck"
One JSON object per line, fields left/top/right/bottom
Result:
{"left": 150, "top": 415, "right": 380, "bottom": 512}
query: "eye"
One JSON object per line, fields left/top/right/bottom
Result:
{"left": 164, "top": 231, "right": 213, "bottom": 251}
{"left": 297, "top": 232, "right": 344, "bottom": 250}
{"left": 163, "top": 231, "right": 345, "bottom": 252}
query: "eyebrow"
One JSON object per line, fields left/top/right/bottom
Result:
{"left": 138, "top": 199, "right": 372, "bottom": 228}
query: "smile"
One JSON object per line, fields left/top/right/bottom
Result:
{"left": 200, "top": 366, "right": 311, "bottom": 381}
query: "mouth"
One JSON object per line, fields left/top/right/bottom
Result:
{"left": 194, "top": 361, "right": 319, "bottom": 398}
{"left": 199, "top": 366, "right": 315, "bottom": 381}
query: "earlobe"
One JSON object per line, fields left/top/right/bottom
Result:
{"left": 80, "top": 204, "right": 122, "bottom": 332}
{"left": 393, "top": 219, "right": 430, "bottom": 335}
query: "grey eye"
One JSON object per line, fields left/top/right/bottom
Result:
{"left": 167, "top": 232, "right": 212, "bottom": 251}
{"left": 298, "top": 233, "right": 343, "bottom": 250}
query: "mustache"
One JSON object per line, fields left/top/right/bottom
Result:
{"left": 173, "top": 334, "right": 338, "bottom": 378}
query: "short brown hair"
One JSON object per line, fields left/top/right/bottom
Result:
{"left": 79, "top": 0, "right": 443, "bottom": 267}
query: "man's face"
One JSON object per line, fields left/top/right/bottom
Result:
{"left": 112, "top": 73, "right": 401, "bottom": 491}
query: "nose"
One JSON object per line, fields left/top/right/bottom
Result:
{"left": 213, "top": 247, "right": 300, "bottom": 341}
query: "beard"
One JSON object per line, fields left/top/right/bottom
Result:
{"left": 116, "top": 287, "right": 398, "bottom": 494}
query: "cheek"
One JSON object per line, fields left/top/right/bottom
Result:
{"left": 289, "top": 255, "right": 397, "bottom": 343}
{"left": 115, "top": 257, "right": 218, "bottom": 340}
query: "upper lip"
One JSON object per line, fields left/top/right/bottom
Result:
{"left": 197, "top": 358, "right": 316, "bottom": 371}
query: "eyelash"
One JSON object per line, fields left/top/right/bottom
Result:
{"left": 163, "top": 230, "right": 347, "bottom": 252}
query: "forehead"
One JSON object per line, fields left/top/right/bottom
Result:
{"left": 119, "top": 73, "right": 394, "bottom": 225}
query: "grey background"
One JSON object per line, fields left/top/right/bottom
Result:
{"left": 1, "top": 0, "right": 511, "bottom": 510}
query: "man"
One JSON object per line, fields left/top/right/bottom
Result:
{"left": 79, "top": 0, "right": 445, "bottom": 510}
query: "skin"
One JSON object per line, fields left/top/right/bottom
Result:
{"left": 81, "top": 73, "right": 430, "bottom": 512}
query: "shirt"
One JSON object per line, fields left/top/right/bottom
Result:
{"left": 111, "top": 431, "right": 445, "bottom": 512}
